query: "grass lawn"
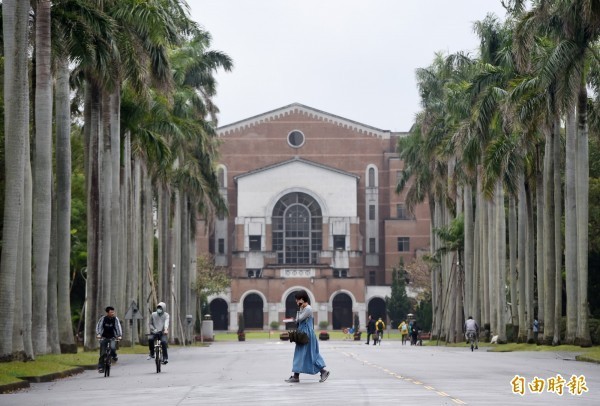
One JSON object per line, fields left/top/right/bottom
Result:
{"left": 423, "top": 339, "right": 600, "bottom": 363}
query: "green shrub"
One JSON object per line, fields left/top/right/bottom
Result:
{"left": 270, "top": 321, "right": 280, "bottom": 330}
{"left": 318, "top": 321, "right": 329, "bottom": 330}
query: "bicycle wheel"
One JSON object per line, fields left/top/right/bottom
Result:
{"left": 155, "top": 346, "right": 161, "bottom": 373}
{"left": 105, "top": 352, "right": 111, "bottom": 377}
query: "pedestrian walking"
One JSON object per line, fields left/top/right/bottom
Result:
{"left": 285, "top": 290, "right": 330, "bottom": 383}
{"left": 365, "top": 315, "right": 376, "bottom": 345}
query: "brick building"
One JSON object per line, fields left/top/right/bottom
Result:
{"left": 196, "top": 103, "right": 430, "bottom": 331}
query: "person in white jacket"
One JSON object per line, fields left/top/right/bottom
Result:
{"left": 148, "top": 301, "right": 170, "bottom": 363}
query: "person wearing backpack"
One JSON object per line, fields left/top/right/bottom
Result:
{"left": 398, "top": 320, "right": 408, "bottom": 345}
{"left": 375, "top": 318, "right": 385, "bottom": 345}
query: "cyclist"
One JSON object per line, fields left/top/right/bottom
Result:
{"left": 96, "top": 306, "right": 123, "bottom": 373}
{"left": 464, "top": 316, "right": 479, "bottom": 350}
{"left": 148, "top": 301, "right": 170, "bottom": 364}
{"left": 375, "top": 317, "right": 385, "bottom": 345}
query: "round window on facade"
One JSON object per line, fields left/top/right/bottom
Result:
{"left": 287, "top": 130, "right": 305, "bottom": 148}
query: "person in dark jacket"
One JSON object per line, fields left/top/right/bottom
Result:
{"left": 410, "top": 321, "right": 420, "bottom": 345}
{"left": 365, "top": 315, "right": 376, "bottom": 345}
{"left": 96, "top": 306, "right": 122, "bottom": 373}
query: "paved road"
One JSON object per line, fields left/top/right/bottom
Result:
{"left": 2, "top": 340, "right": 599, "bottom": 405}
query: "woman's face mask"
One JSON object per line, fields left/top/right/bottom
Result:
{"left": 157, "top": 308, "right": 163, "bottom": 315}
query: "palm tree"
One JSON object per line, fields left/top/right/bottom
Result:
{"left": 0, "top": 0, "right": 31, "bottom": 359}
{"left": 514, "top": 0, "right": 597, "bottom": 346}
{"left": 54, "top": 56, "right": 77, "bottom": 353}
{"left": 31, "top": 0, "right": 53, "bottom": 356}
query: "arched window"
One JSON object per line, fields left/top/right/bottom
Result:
{"left": 217, "top": 167, "right": 225, "bottom": 187}
{"left": 272, "top": 192, "right": 322, "bottom": 264}
{"left": 368, "top": 167, "right": 375, "bottom": 187}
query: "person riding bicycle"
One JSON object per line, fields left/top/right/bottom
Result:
{"left": 464, "top": 316, "right": 479, "bottom": 350}
{"left": 375, "top": 318, "right": 385, "bottom": 345}
{"left": 96, "top": 306, "right": 122, "bottom": 373}
{"left": 148, "top": 301, "right": 170, "bottom": 364}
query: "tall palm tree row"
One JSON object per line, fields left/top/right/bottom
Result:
{"left": 400, "top": 1, "right": 596, "bottom": 347}
{"left": 0, "top": 0, "right": 232, "bottom": 360}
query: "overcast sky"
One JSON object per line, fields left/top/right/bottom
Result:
{"left": 188, "top": 1, "right": 508, "bottom": 132}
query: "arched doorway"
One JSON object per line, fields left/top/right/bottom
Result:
{"left": 243, "top": 293, "right": 263, "bottom": 329}
{"left": 332, "top": 293, "right": 352, "bottom": 329}
{"left": 209, "top": 298, "right": 228, "bottom": 330}
{"left": 368, "top": 297, "right": 386, "bottom": 322}
{"left": 285, "top": 290, "right": 302, "bottom": 329}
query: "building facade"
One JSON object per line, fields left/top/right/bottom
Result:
{"left": 196, "top": 103, "right": 430, "bottom": 331}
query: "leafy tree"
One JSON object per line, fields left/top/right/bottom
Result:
{"left": 191, "top": 254, "right": 230, "bottom": 333}
{"left": 415, "top": 293, "right": 433, "bottom": 332}
{"left": 386, "top": 260, "right": 411, "bottom": 325}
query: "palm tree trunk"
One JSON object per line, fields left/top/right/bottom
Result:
{"left": 575, "top": 84, "right": 591, "bottom": 347}
{"left": 55, "top": 58, "right": 76, "bottom": 353}
{"left": 496, "top": 181, "right": 507, "bottom": 343}
{"left": 517, "top": 176, "right": 527, "bottom": 342}
{"left": 31, "top": 0, "right": 53, "bottom": 355}
{"left": 526, "top": 182, "right": 536, "bottom": 343}
{"left": 553, "top": 117, "right": 562, "bottom": 346}
{"left": 488, "top": 200, "right": 497, "bottom": 337}
{"left": 84, "top": 81, "right": 101, "bottom": 350}
{"left": 158, "top": 186, "right": 170, "bottom": 301}
{"left": 100, "top": 91, "right": 112, "bottom": 308}
{"left": 535, "top": 149, "right": 545, "bottom": 336}
{"left": 123, "top": 132, "right": 135, "bottom": 343}
{"left": 431, "top": 198, "right": 441, "bottom": 338}
{"left": 109, "top": 89, "right": 122, "bottom": 311}
{"left": 180, "top": 193, "right": 191, "bottom": 343}
{"left": 0, "top": 0, "right": 30, "bottom": 359}
{"left": 47, "top": 189, "right": 61, "bottom": 354}
{"left": 543, "top": 127, "right": 556, "bottom": 345}
{"left": 14, "top": 202, "right": 26, "bottom": 359}
{"left": 508, "top": 195, "right": 518, "bottom": 340}
{"left": 142, "top": 166, "right": 156, "bottom": 318}
{"left": 464, "top": 184, "right": 474, "bottom": 323}
{"left": 565, "top": 109, "right": 577, "bottom": 344}
{"left": 21, "top": 141, "right": 34, "bottom": 359}
{"left": 481, "top": 196, "right": 490, "bottom": 332}
{"left": 472, "top": 189, "right": 481, "bottom": 322}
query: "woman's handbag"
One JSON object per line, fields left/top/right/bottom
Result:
{"left": 288, "top": 329, "right": 309, "bottom": 344}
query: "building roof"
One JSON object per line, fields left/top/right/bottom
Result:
{"left": 233, "top": 156, "right": 360, "bottom": 182}
{"left": 217, "top": 102, "right": 392, "bottom": 139}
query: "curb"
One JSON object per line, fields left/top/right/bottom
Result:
{"left": 20, "top": 367, "right": 85, "bottom": 383}
{"left": 0, "top": 380, "right": 30, "bottom": 394}
{"left": 0, "top": 366, "right": 86, "bottom": 394}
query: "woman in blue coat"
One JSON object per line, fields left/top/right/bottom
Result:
{"left": 285, "top": 290, "right": 330, "bottom": 383}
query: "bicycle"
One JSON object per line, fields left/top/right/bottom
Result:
{"left": 151, "top": 332, "right": 165, "bottom": 373}
{"left": 466, "top": 331, "right": 477, "bottom": 351}
{"left": 376, "top": 330, "right": 383, "bottom": 345}
{"left": 99, "top": 337, "right": 118, "bottom": 377}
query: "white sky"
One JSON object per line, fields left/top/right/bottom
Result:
{"left": 187, "top": 1, "right": 508, "bottom": 132}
